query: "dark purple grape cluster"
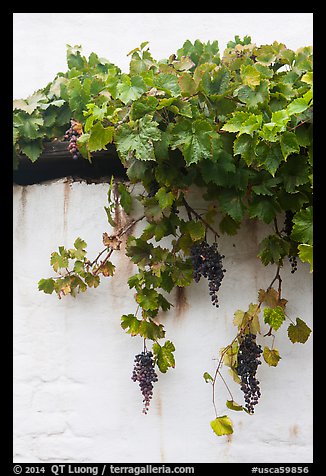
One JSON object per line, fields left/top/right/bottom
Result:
{"left": 63, "top": 120, "right": 82, "bottom": 160}
{"left": 131, "top": 350, "right": 158, "bottom": 414}
{"left": 237, "top": 333, "right": 263, "bottom": 414}
{"left": 289, "top": 255, "right": 298, "bottom": 274}
{"left": 283, "top": 210, "right": 294, "bottom": 236}
{"left": 190, "top": 241, "right": 226, "bottom": 307}
{"left": 282, "top": 211, "right": 298, "bottom": 274}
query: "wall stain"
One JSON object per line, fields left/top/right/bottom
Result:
{"left": 156, "top": 393, "right": 165, "bottom": 463}
{"left": 109, "top": 208, "right": 137, "bottom": 306}
{"left": 63, "top": 180, "right": 71, "bottom": 238}
{"left": 175, "top": 286, "right": 189, "bottom": 318}
{"left": 289, "top": 424, "right": 300, "bottom": 439}
{"left": 226, "top": 434, "right": 233, "bottom": 444}
{"left": 16, "top": 187, "right": 28, "bottom": 244}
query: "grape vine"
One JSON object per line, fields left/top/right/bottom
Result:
{"left": 13, "top": 35, "right": 313, "bottom": 437}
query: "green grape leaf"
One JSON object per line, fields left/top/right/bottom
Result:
{"left": 186, "top": 220, "right": 206, "bottom": 242}
{"left": 50, "top": 249, "right": 69, "bottom": 272}
{"left": 280, "top": 131, "right": 300, "bottom": 160}
{"left": 233, "top": 134, "right": 257, "bottom": 165}
{"left": 153, "top": 340, "right": 176, "bottom": 373}
{"left": 298, "top": 244, "right": 313, "bottom": 272}
{"left": 14, "top": 113, "right": 44, "bottom": 140}
{"left": 199, "top": 66, "right": 230, "bottom": 95}
{"left": 287, "top": 318, "right": 312, "bottom": 344}
{"left": 84, "top": 273, "right": 100, "bottom": 288}
{"left": 139, "top": 320, "right": 166, "bottom": 340}
{"left": 135, "top": 288, "right": 160, "bottom": 311}
{"left": 291, "top": 207, "right": 313, "bottom": 245}
{"left": 19, "top": 140, "right": 43, "bottom": 163}
{"left": 38, "top": 278, "right": 55, "bottom": 294}
{"left": 178, "top": 72, "right": 197, "bottom": 96}
{"left": 263, "top": 306, "right": 286, "bottom": 331}
{"left": 171, "top": 261, "right": 194, "bottom": 286}
{"left": 219, "top": 215, "right": 240, "bottom": 235}
{"left": 236, "top": 80, "right": 269, "bottom": 110}
{"left": 126, "top": 237, "right": 153, "bottom": 267}
{"left": 254, "top": 141, "right": 283, "bottom": 177}
{"left": 118, "top": 183, "right": 133, "bottom": 214}
{"left": 121, "top": 314, "right": 141, "bottom": 336}
{"left": 221, "top": 112, "right": 251, "bottom": 133}
{"left": 171, "top": 118, "right": 215, "bottom": 165}
{"left": 155, "top": 187, "right": 175, "bottom": 210}
{"left": 210, "top": 416, "right": 233, "bottom": 436}
{"left": 248, "top": 196, "right": 281, "bottom": 224}
{"left": 287, "top": 97, "right": 311, "bottom": 116}
{"left": 263, "top": 346, "right": 281, "bottom": 366}
{"left": 203, "top": 372, "right": 213, "bottom": 383}
{"left": 73, "top": 260, "right": 85, "bottom": 275}
{"left": 217, "top": 189, "right": 245, "bottom": 223}
{"left": 279, "top": 155, "right": 310, "bottom": 193}
{"left": 74, "top": 236, "right": 87, "bottom": 252}
{"left": 88, "top": 122, "right": 114, "bottom": 152}
{"left": 115, "top": 115, "right": 161, "bottom": 161}
{"left": 258, "top": 235, "right": 290, "bottom": 266}
{"left": 143, "top": 197, "right": 164, "bottom": 223}
{"left": 116, "top": 74, "right": 147, "bottom": 104}
{"left": 154, "top": 73, "right": 181, "bottom": 97}
{"left": 13, "top": 91, "right": 47, "bottom": 114}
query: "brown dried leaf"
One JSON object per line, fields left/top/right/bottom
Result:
{"left": 258, "top": 287, "right": 287, "bottom": 310}
{"left": 102, "top": 232, "right": 121, "bottom": 250}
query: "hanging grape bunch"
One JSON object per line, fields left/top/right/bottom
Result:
{"left": 63, "top": 119, "right": 83, "bottom": 160}
{"left": 282, "top": 210, "right": 298, "bottom": 274}
{"left": 237, "top": 333, "right": 263, "bottom": 414}
{"left": 131, "top": 350, "right": 158, "bottom": 414}
{"left": 190, "top": 240, "right": 226, "bottom": 307}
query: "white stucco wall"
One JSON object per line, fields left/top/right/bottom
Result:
{"left": 13, "top": 12, "right": 313, "bottom": 100}
{"left": 13, "top": 179, "right": 313, "bottom": 463}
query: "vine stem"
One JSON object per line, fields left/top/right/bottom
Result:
{"left": 93, "top": 249, "right": 114, "bottom": 276}
{"left": 182, "top": 197, "right": 220, "bottom": 238}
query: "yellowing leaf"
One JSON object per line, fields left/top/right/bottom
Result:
{"left": 263, "top": 346, "right": 281, "bottom": 366}
{"left": 226, "top": 400, "right": 244, "bottom": 411}
{"left": 298, "top": 244, "right": 313, "bottom": 272}
{"left": 210, "top": 416, "right": 233, "bottom": 436}
{"left": 287, "top": 318, "right": 312, "bottom": 344}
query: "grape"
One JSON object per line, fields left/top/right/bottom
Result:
{"left": 282, "top": 211, "right": 298, "bottom": 274}
{"left": 237, "top": 333, "right": 263, "bottom": 414}
{"left": 289, "top": 255, "right": 298, "bottom": 274}
{"left": 282, "top": 210, "right": 294, "bottom": 236}
{"left": 131, "top": 350, "right": 158, "bottom": 414}
{"left": 63, "top": 119, "right": 82, "bottom": 160}
{"left": 190, "top": 240, "right": 225, "bottom": 307}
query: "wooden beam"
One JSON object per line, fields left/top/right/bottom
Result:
{"left": 13, "top": 141, "right": 128, "bottom": 185}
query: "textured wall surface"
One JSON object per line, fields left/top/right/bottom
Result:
{"left": 13, "top": 179, "right": 313, "bottom": 463}
{"left": 13, "top": 12, "right": 313, "bottom": 99}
